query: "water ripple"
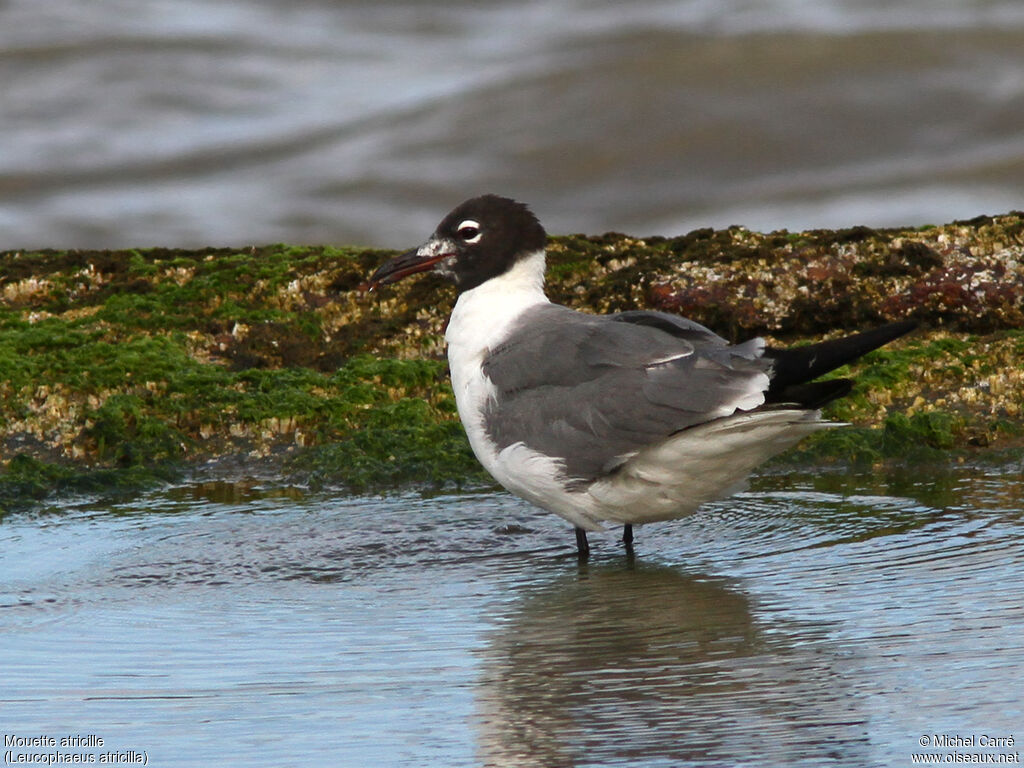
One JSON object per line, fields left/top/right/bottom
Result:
{"left": 2, "top": 466, "right": 1022, "bottom": 766}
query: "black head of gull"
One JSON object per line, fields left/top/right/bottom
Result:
{"left": 368, "top": 194, "right": 546, "bottom": 292}
{"left": 369, "top": 195, "right": 916, "bottom": 559}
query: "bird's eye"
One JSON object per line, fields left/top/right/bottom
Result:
{"left": 457, "top": 219, "right": 482, "bottom": 243}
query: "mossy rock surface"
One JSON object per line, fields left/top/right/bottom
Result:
{"left": 2, "top": 212, "right": 1023, "bottom": 511}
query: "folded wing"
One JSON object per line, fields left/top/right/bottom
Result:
{"left": 480, "top": 305, "right": 772, "bottom": 485}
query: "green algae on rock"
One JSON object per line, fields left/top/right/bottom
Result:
{"left": 2, "top": 212, "right": 1023, "bottom": 510}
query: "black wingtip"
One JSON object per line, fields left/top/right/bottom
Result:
{"left": 767, "top": 378, "right": 854, "bottom": 408}
{"left": 764, "top": 320, "right": 917, "bottom": 405}
{"left": 853, "top": 320, "right": 919, "bottom": 348}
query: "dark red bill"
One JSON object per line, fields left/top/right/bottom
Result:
{"left": 363, "top": 247, "right": 449, "bottom": 292}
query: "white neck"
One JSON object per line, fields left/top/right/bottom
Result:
{"left": 445, "top": 249, "right": 550, "bottom": 352}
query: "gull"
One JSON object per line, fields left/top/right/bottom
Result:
{"left": 368, "top": 195, "right": 914, "bottom": 557}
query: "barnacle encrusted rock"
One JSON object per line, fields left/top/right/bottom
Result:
{"left": 1, "top": 212, "right": 1022, "bottom": 502}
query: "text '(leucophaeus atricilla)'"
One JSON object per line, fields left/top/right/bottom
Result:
{"left": 368, "top": 195, "right": 916, "bottom": 558}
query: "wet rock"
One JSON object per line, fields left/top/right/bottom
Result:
{"left": 2, "top": 212, "right": 1023, "bottom": 507}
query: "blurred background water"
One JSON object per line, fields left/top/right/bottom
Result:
{"left": 2, "top": 0, "right": 1023, "bottom": 250}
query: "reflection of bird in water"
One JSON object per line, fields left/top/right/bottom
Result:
{"left": 368, "top": 195, "right": 915, "bottom": 557}
{"left": 473, "top": 563, "right": 868, "bottom": 767}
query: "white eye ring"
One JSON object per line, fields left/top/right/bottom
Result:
{"left": 457, "top": 219, "right": 482, "bottom": 243}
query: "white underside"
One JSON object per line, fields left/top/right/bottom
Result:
{"left": 444, "top": 249, "right": 835, "bottom": 532}
{"left": 474, "top": 408, "right": 834, "bottom": 533}
{"left": 583, "top": 409, "right": 833, "bottom": 529}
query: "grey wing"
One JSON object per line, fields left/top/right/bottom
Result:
{"left": 609, "top": 309, "right": 727, "bottom": 347}
{"left": 480, "top": 305, "right": 771, "bottom": 485}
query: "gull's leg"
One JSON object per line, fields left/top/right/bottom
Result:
{"left": 622, "top": 524, "right": 634, "bottom": 551}
{"left": 574, "top": 527, "right": 590, "bottom": 559}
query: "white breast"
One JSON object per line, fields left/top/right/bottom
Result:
{"left": 444, "top": 249, "right": 549, "bottom": 422}
{"left": 443, "top": 251, "right": 612, "bottom": 531}
{"left": 445, "top": 249, "right": 549, "bottom": 477}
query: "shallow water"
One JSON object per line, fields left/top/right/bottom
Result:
{"left": 2, "top": 464, "right": 1022, "bottom": 766}
{"left": 2, "top": 0, "right": 1023, "bottom": 250}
